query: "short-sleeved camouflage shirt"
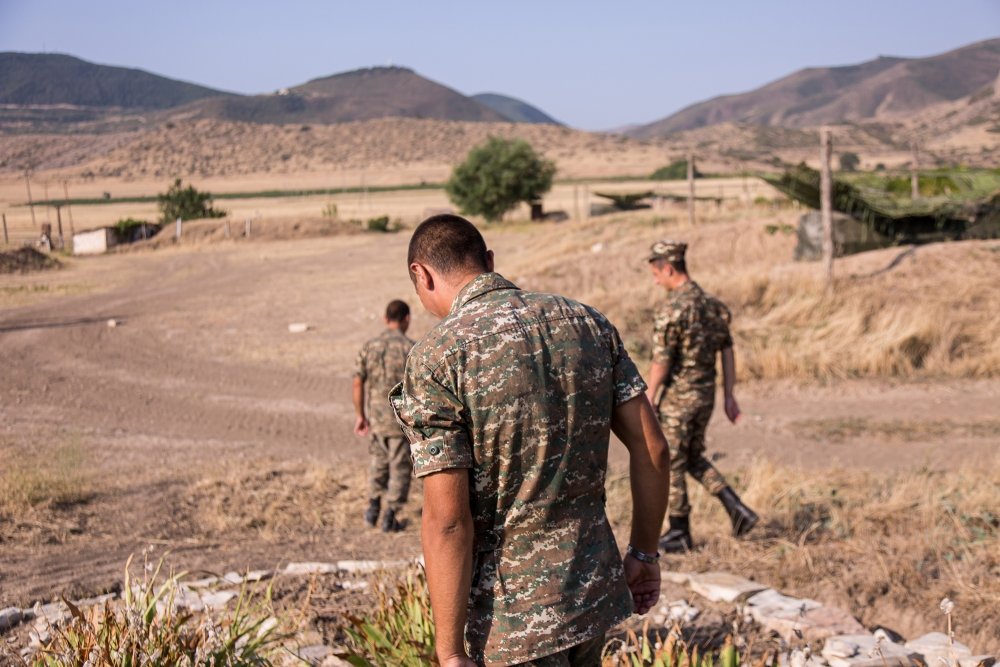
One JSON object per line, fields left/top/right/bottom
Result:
{"left": 390, "top": 272, "right": 646, "bottom": 666}
{"left": 651, "top": 281, "right": 734, "bottom": 414}
{"left": 355, "top": 328, "right": 414, "bottom": 436}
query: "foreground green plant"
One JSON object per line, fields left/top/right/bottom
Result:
{"left": 30, "top": 555, "right": 283, "bottom": 667}
{"left": 340, "top": 568, "right": 435, "bottom": 667}
{"left": 604, "top": 625, "right": 740, "bottom": 667}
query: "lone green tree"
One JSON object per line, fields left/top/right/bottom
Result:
{"left": 446, "top": 137, "right": 556, "bottom": 222}
{"left": 839, "top": 152, "right": 861, "bottom": 172}
{"left": 157, "top": 179, "right": 226, "bottom": 223}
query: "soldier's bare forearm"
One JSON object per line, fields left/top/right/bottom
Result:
{"left": 352, "top": 376, "right": 365, "bottom": 418}
{"left": 612, "top": 396, "right": 670, "bottom": 554}
{"left": 721, "top": 347, "right": 736, "bottom": 399}
{"left": 645, "top": 362, "right": 669, "bottom": 403}
{"left": 421, "top": 469, "right": 475, "bottom": 663}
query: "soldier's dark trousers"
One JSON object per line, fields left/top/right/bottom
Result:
{"left": 660, "top": 404, "right": 728, "bottom": 517}
{"left": 512, "top": 633, "right": 605, "bottom": 666}
{"left": 367, "top": 434, "right": 412, "bottom": 511}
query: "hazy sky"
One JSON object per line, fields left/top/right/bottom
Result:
{"left": 1, "top": 1, "right": 998, "bottom": 130}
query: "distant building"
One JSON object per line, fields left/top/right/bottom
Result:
{"left": 72, "top": 223, "right": 160, "bottom": 255}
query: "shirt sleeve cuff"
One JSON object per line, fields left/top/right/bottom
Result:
{"left": 410, "top": 431, "right": 473, "bottom": 478}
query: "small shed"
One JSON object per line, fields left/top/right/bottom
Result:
{"left": 73, "top": 228, "right": 119, "bottom": 255}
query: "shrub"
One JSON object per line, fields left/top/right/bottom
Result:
{"left": 157, "top": 179, "right": 226, "bottom": 224}
{"left": 446, "top": 137, "right": 555, "bottom": 222}
{"left": 839, "top": 152, "right": 861, "bottom": 172}
{"left": 322, "top": 202, "right": 338, "bottom": 219}
{"left": 113, "top": 217, "right": 156, "bottom": 235}
{"left": 365, "top": 215, "right": 391, "bottom": 232}
{"left": 651, "top": 159, "right": 701, "bottom": 181}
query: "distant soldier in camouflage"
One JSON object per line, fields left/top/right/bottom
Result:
{"left": 353, "top": 299, "right": 415, "bottom": 532}
{"left": 645, "top": 240, "right": 758, "bottom": 553}
{"left": 391, "top": 215, "right": 670, "bottom": 667}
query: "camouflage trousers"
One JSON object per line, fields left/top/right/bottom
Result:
{"left": 368, "top": 433, "right": 412, "bottom": 511}
{"left": 510, "top": 633, "right": 605, "bottom": 666}
{"left": 660, "top": 403, "right": 728, "bottom": 517}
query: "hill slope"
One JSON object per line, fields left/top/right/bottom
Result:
{"left": 631, "top": 38, "right": 1000, "bottom": 137}
{"left": 0, "top": 52, "right": 231, "bottom": 109}
{"left": 472, "top": 93, "right": 562, "bottom": 125}
{"left": 170, "top": 66, "right": 508, "bottom": 125}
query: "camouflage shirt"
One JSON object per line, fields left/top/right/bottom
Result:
{"left": 355, "top": 328, "right": 414, "bottom": 436}
{"left": 390, "top": 273, "right": 646, "bottom": 666}
{"left": 651, "top": 281, "right": 734, "bottom": 414}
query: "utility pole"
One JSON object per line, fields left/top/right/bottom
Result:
{"left": 820, "top": 128, "right": 834, "bottom": 290}
{"left": 24, "top": 170, "right": 37, "bottom": 228}
{"left": 2, "top": 213, "right": 8, "bottom": 245}
{"left": 43, "top": 181, "right": 52, "bottom": 226}
{"left": 910, "top": 143, "right": 920, "bottom": 200}
{"left": 686, "top": 152, "right": 696, "bottom": 226}
{"left": 62, "top": 180, "right": 75, "bottom": 237}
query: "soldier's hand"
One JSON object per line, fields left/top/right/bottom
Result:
{"left": 724, "top": 395, "right": 741, "bottom": 424}
{"left": 354, "top": 416, "right": 370, "bottom": 436}
{"left": 623, "top": 554, "right": 661, "bottom": 614}
{"left": 439, "top": 657, "right": 477, "bottom": 667}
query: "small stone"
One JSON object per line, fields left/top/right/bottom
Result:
{"left": 288, "top": 323, "right": 310, "bottom": 334}
{"left": 905, "top": 632, "right": 973, "bottom": 665}
{"left": 662, "top": 571, "right": 693, "bottom": 585}
{"left": 298, "top": 644, "right": 332, "bottom": 664}
{"left": 284, "top": 562, "right": 339, "bottom": 575}
{"left": 688, "top": 572, "right": 767, "bottom": 602}
{"left": 336, "top": 559, "right": 411, "bottom": 573}
{"left": 244, "top": 569, "right": 273, "bottom": 582}
{"left": 0, "top": 607, "right": 22, "bottom": 632}
{"left": 222, "top": 571, "right": 244, "bottom": 585}
{"left": 200, "top": 590, "right": 237, "bottom": 609}
{"left": 107, "top": 319, "right": 119, "bottom": 328}
{"left": 746, "top": 590, "right": 864, "bottom": 642}
{"left": 185, "top": 576, "right": 220, "bottom": 589}
{"left": 666, "top": 600, "right": 700, "bottom": 624}
{"left": 822, "top": 634, "right": 916, "bottom": 667}
{"left": 339, "top": 580, "right": 370, "bottom": 591}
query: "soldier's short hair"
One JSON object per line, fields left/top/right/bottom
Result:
{"left": 408, "top": 214, "right": 489, "bottom": 277}
{"left": 652, "top": 257, "right": 687, "bottom": 274}
{"left": 385, "top": 299, "right": 410, "bottom": 323}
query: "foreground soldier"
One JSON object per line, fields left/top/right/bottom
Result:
{"left": 353, "top": 299, "right": 415, "bottom": 532}
{"left": 645, "top": 240, "right": 758, "bottom": 553}
{"left": 391, "top": 215, "right": 670, "bottom": 667}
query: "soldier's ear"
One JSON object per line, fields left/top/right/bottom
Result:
{"left": 410, "top": 262, "right": 434, "bottom": 291}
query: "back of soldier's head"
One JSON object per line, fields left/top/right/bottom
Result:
{"left": 385, "top": 299, "right": 409, "bottom": 323}
{"left": 408, "top": 214, "right": 489, "bottom": 277}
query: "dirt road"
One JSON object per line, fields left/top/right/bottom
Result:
{"left": 2, "top": 229, "right": 997, "bottom": 608}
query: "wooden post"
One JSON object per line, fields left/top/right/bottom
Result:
{"left": 175, "top": 217, "right": 182, "bottom": 240}
{"left": 55, "top": 204, "right": 64, "bottom": 247}
{"left": 224, "top": 219, "right": 231, "bottom": 238}
{"left": 910, "top": 143, "right": 919, "bottom": 200}
{"left": 244, "top": 218, "right": 252, "bottom": 237}
{"left": 2, "top": 213, "right": 7, "bottom": 245}
{"left": 686, "top": 153, "right": 696, "bottom": 226}
{"left": 43, "top": 181, "right": 52, "bottom": 226}
{"left": 573, "top": 185, "right": 580, "bottom": 221}
{"left": 62, "top": 180, "right": 75, "bottom": 236}
{"left": 582, "top": 186, "right": 589, "bottom": 221}
{"left": 820, "top": 127, "right": 834, "bottom": 289}
{"left": 24, "top": 171, "right": 37, "bottom": 228}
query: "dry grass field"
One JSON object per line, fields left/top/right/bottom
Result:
{"left": 2, "top": 187, "right": 999, "bottom": 656}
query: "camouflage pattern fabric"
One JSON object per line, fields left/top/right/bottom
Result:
{"left": 651, "top": 281, "right": 733, "bottom": 517}
{"left": 511, "top": 633, "right": 604, "bottom": 666}
{"left": 390, "top": 272, "right": 646, "bottom": 666}
{"left": 355, "top": 328, "right": 414, "bottom": 436}
{"left": 659, "top": 405, "right": 727, "bottom": 517}
{"left": 651, "top": 281, "right": 733, "bottom": 412}
{"left": 367, "top": 434, "right": 412, "bottom": 511}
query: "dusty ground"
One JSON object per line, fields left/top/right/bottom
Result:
{"left": 1, "top": 216, "right": 998, "bottom": 653}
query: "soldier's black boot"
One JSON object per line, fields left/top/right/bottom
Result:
{"left": 717, "top": 487, "right": 758, "bottom": 537}
{"left": 381, "top": 508, "right": 404, "bottom": 533}
{"left": 364, "top": 498, "right": 380, "bottom": 528}
{"left": 658, "top": 515, "right": 693, "bottom": 553}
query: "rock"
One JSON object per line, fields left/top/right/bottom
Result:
{"left": 0, "top": 607, "right": 22, "bottom": 632}
{"left": 244, "top": 569, "right": 273, "bottom": 582}
{"left": 186, "top": 576, "right": 221, "bottom": 589}
{"left": 288, "top": 323, "right": 310, "bottom": 334}
{"left": 905, "top": 632, "right": 973, "bottom": 666}
{"left": 297, "top": 644, "right": 332, "bottom": 664}
{"left": 662, "top": 571, "right": 693, "bottom": 585}
{"left": 665, "top": 600, "right": 700, "bottom": 624}
{"left": 873, "top": 627, "right": 906, "bottom": 644}
{"left": 284, "top": 562, "right": 339, "bottom": 575}
{"left": 200, "top": 591, "right": 237, "bottom": 609}
{"left": 336, "top": 559, "right": 411, "bottom": 573}
{"left": 339, "top": 580, "right": 370, "bottom": 591}
{"left": 822, "top": 634, "right": 918, "bottom": 667}
{"left": 222, "top": 571, "right": 244, "bottom": 585}
{"left": 107, "top": 319, "right": 119, "bottom": 328}
{"left": 687, "top": 572, "right": 767, "bottom": 603}
{"left": 168, "top": 586, "right": 206, "bottom": 612}
{"left": 746, "top": 590, "right": 865, "bottom": 642}
{"left": 32, "top": 602, "right": 70, "bottom": 627}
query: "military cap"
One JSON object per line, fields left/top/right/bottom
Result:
{"left": 647, "top": 239, "right": 687, "bottom": 263}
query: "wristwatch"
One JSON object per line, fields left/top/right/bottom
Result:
{"left": 626, "top": 544, "right": 660, "bottom": 563}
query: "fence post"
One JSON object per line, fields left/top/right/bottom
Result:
{"left": 175, "top": 217, "right": 182, "bottom": 240}
{"left": 820, "top": 127, "right": 834, "bottom": 290}
{"left": 687, "top": 153, "right": 696, "bottom": 226}
{"left": 2, "top": 213, "right": 7, "bottom": 245}
{"left": 910, "top": 143, "right": 920, "bottom": 200}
